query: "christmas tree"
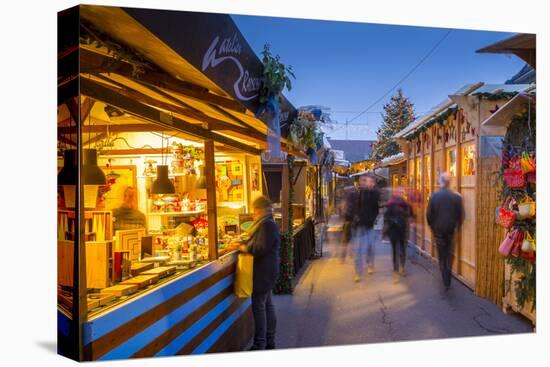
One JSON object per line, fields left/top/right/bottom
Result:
{"left": 371, "top": 89, "right": 416, "bottom": 161}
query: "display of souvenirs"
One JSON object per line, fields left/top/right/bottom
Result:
{"left": 192, "top": 217, "right": 208, "bottom": 236}
{"left": 143, "top": 159, "right": 157, "bottom": 176}
{"left": 170, "top": 142, "right": 204, "bottom": 175}
{"left": 215, "top": 159, "right": 245, "bottom": 202}
{"left": 497, "top": 144, "right": 536, "bottom": 264}
{"left": 150, "top": 194, "right": 206, "bottom": 213}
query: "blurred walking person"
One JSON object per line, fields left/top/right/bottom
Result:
{"left": 339, "top": 184, "right": 357, "bottom": 262}
{"left": 240, "top": 196, "right": 280, "bottom": 350}
{"left": 427, "top": 173, "right": 465, "bottom": 291}
{"left": 345, "top": 173, "right": 381, "bottom": 282}
{"left": 383, "top": 187, "right": 413, "bottom": 283}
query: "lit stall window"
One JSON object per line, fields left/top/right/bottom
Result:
{"left": 447, "top": 149, "right": 457, "bottom": 177}
{"left": 424, "top": 155, "right": 431, "bottom": 201}
{"left": 462, "top": 144, "right": 476, "bottom": 176}
{"left": 415, "top": 158, "right": 422, "bottom": 191}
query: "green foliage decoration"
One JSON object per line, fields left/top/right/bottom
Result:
{"left": 259, "top": 44, "right": 295, "bottom": 104}
{"left": 274, "top": 154, "right": 295, "bottom": 294}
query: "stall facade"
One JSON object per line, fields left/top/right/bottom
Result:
{"left": 58, "top": 5, "right": 297, "bottom": 361}
{"left": 394, "top": 82, "right": 531, "bottom": 289}
{"left": 378, "top": 153, "right": 407, "bottom": 189}
{"left": 476, "top": 34, "right": 536, "bottom": 324}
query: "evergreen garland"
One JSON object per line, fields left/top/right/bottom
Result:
{"left": 258, "top": 44, "right": 295, "bottom": 104}
{"left": 472, "top": 91, "right": 518, "bottom": 101}
{"left": 404, "top": 106, "right": 458, "bottom": 141}
{"left": 371, "top": 89, "right": 416, "bottom": 160}
{"left": 274, "top": 154, "right": 295, "bottom": 294}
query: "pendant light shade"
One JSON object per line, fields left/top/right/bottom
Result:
{"left": 59, "top": 149, "right": 78, "bottom": 209}
{"left": 82, "top": 149, "right": 106, "bottom": 185}
{"left": 58, "top": 149, "right": 78, "bottom": 186}
{"left": 152, "top": 165, "right": 175, "bottom": 195}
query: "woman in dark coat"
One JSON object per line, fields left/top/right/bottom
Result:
{"left": 240, "top": 196, "right": 280, "bottom": 350}
{"left": 383, "top": 188, "right": 413, "bottom": 283}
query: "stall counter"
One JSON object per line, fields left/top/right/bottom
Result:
{"left": 80, "top": 251, "right": 253, "bottom": 360}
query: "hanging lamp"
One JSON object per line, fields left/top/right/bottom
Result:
{"left": 58, "top": 149, "right": 78, "bottom": 209}
{"left": 82, "top": 148, "right": 106, "bottom": 208}
{"left": 152, "top": 131, "right": 175, "bottom": 195}
{"left": 152, "top": 165, "right": 175, "bottom": 195}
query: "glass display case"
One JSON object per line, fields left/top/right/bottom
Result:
{"left": 57, "top": 111, "right": 229, "bottom": 317}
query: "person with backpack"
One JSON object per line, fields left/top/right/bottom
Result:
{"left": 383, "top": 187, "right": 413, "bottom": 283}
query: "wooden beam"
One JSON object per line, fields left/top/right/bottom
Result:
{"left": 81, "top": 98, "right": 95, "bottom": 123}
{"left": 80, "top": 48, "right": 246, "bottom": 113}
{"left": 204, "top": 139, "right": 218, "bottom": 260}
{"left": 80, "top": 78, "right": 261, "bottom": 155}
{"left": 58, "top": 134, "right": 76, "bottom": 146}
{"left": 83, "top": 132, "right": 106, "bottom": 147}
{"left": 89, "top": 74, "right": 257, "bottom": 136}
{"left": 58, "top": 76, "right": 79, "bottom": 106}
{"left": 59, "top": 123, "right": 170, "bottom": 135}
{"left": 100, "top": 148, "right": 164, "bottom": 156}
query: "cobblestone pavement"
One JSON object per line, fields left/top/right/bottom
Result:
{"left": 270, "top": 215, "right": 532, "bottom": 349}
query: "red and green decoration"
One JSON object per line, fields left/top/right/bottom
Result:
{"left": 371, "top": 89, "right": 415, "bottom": 160}
{"left": 497, "top": 109, "right": 536, "bottom": 311}
{"left": 405, "top": 106, "right": 458, "bottom": 142}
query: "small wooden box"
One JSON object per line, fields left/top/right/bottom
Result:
{"left": 142, "top": 266, "right": 177, "bottom": 278}
{"left": 120, "top": 274, "right": 159, "bottom": 289}
{"left": 130, "top": 262, "right": 154, "bottom": 276}
{"left": 88, "top": 293, "right": 116, "bottom": 306}
{"left": 87, "top": 298, "right": 100, "bottom": 310}
{"left": 100, "top": 284, "right": 138, "bottom": 297}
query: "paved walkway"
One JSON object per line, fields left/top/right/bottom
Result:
{"left": 271, "top": 215, "right": 532, "bottom": 349}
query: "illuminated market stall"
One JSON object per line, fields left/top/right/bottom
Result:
{"left": 58, "top": 5, "right": 297, "bottom": 361}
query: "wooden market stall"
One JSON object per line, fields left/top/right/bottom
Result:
{"left": 394, "top": 82, "right": 532, "bottom": 290}
{"left": 475, "top": 33, "right": 536, "bottom": 325}
{"left": 58, "top": 5, "right": 298, "bottom": 361}
{"left": 262, "top": 156, "right": 316, "bottom": 276}
{"left": 377, "top": 153, "right": 407, "bottom": 189}
{"left": 478, "top": 86, "right": 536, "bottom": 324}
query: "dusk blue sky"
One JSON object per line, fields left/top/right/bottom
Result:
{"left": 232, "top": 15, "right": 526, "bottom": 140}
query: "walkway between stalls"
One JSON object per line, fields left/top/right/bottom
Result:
{"left": 270, "top": 215, "right": 532, "bottom": 349}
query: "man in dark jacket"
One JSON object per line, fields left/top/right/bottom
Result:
{"left": 427, "top": 173, "right": 465, "bottom": 290}
{"left": 241, "top": 196, "right": 280, "bottom": 350}
{"left": 345, "top": 173, "right": 381, "bottom": 281}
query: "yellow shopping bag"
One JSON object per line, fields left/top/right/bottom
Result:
{"left": 234, "top": 253, "right": 254, "bottom": 298}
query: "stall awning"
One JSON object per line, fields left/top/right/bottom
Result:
{"left": 477, "top": 34, "right": 536, "bottom": 69}
{"left": 61, "top": 5, "right": 299, "bottom": 155}
{"left": 379, "top": 152, "right": 406, "bottom": 167}
{"left": 393, "top": 83, "right": 482, "bottom": 139}
{"left": 480, "top": 87, "right": 536, "bottom": 136}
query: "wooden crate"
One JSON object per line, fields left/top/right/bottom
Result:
{"left": 130, "top": 262, "right": 154, "bottom": 276}
{"left": 86, "top": 241, "right": 111, "bottom": 289}
{"left": 88, "top": 293, "right": 116, "bottom": 306}
{"left": 100, "top": 284, "right": 138, "bottom": 297}
{"left": 142, "top": 266, "right": 177, "bottom": 278}
{"left": 114, "top": 228, "right": 145, "bottom": 262}
{"left": 120, "top": 274, "right": 159, "bottom": 289}
{"left": 58, "top": 240, "right": 112, "bottom": 289}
